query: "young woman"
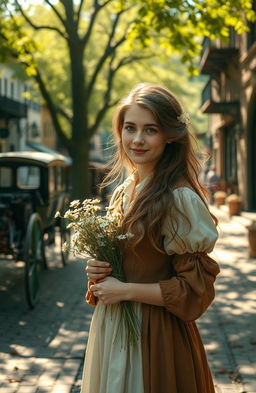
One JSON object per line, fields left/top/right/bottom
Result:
{"left": 81, "top": 83, "right": 220, "bottom": 393}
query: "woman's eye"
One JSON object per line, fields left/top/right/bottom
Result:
{"left": 124, "top": 126, "right": 135, "bottom": 132}
{"left": 145, "top": 127, "right": 157, "bottom": 134}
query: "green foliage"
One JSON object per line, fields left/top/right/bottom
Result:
{"left": 100, "top": 53, "right": 208, "bottom": 136}
{"left": 0, "top": 0, "right": 254, "bottom": 197}
{"left": 1, "top": 0, "right": 254, "bottom": 129}
{"left": 124, "top": 0, "right": 256, "bottom": 73}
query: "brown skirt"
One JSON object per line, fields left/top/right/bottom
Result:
{"left": 141, "top": 303, "right": 215, "bottom": 393}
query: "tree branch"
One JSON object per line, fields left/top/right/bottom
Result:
{"left": 75, "top": 0, "right": 85, "bottom": 28}
{"left": 89, "top": 51, "right": 154, "bottom": 136}
{"left": 114, "top": 53, "right": 154, "bottom": 70}
{"left": 35, "top": 69, "right": 72, "bottom": 150}
{"left": 44, "top": 0, "right": 68, "bottom": 28}
{"left": 81, "top": 0, "right": 113, "bottom": 47}
{"left": 59, "top": 0, "right": 75, "bottom": 35}
{"left": 89, "top": 55, "right": 116, "bottom": 137}
{"left": 14, "top": 0, "right": 68, "bottom": 39}
{"left": 86, "top": 11, "right": 127, "bottom": 99}
{"left": 56, "top": 105, "right": 73, "bottom": 124}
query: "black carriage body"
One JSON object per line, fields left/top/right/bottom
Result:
{"left": 0, "top": 152, "right": 71, "bottom": 258}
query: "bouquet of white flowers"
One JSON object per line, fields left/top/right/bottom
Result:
{"left": 55, "top": 198, "right": 140, "bottom": 346}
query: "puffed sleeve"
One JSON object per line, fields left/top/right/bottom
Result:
{"left": 85, "top": 184, "right": 124, "bottom": 306}
{"left": 162, "top": 188, "right": 218, "bottom": 255}
{"left": 159, "top": 188, "right": 220, "bottom": 321}
{"left": 159, "top": 252, "right": 220, "bottom": 321}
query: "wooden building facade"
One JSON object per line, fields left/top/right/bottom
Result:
{"left": 199, "top": 12, "right": 256, "bottom": 211}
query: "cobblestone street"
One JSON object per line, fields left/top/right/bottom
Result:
{"left": 0, "top": 236, "right": 91, "bottom": 393}
{"left": 0, "top": 208, "right": 256, "bottom": 393}
{"left": 198, "top": 206, "right": 256, "bottom": 393}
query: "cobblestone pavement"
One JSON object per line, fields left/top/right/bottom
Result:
{"left": 1, "top": 209, "right": 256, "bottom": 393}
{"left": 198, "top": 206, "right": 256, "bottom": 393}
{"left": 0, "top": 234, "right": 92, "bottom": 393}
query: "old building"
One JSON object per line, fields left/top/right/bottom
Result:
{"left": 0, "top": 64, "right": 43, "bottom": 152}
{"left": 200, "top": 16, "right": 256, "bottom": 211}
{"left": 0, "top": 65, "right": 27, "bottom": 152}
{"left": 0, "top": 64, "right": 65, "bottom": 156}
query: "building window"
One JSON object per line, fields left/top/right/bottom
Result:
{"left": 30, "top": 122, "right": 40, "bottom": 138}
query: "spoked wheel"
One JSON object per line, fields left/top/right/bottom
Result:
{"left": 24, "top": 213, "right": 46, "bottom": 308}
{"left": 60, "top": 216, "right": 71, "bottom": 266}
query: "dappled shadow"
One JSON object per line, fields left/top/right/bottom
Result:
{"left": 0, "top": 232, "right": 92, "bottom": 360}
{"left": 0, "top": 232, "right": 94, "bottom": 390}
{"left": 197, "top": 211, "right": 256, "bottom": 391}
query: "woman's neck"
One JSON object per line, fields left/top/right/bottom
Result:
{"left": 135, "top": 167, "right": 154, "bottom": 184}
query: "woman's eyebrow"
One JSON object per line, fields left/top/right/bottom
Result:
{"left": 124, "top": 121, "right": 159, "bottom": 127}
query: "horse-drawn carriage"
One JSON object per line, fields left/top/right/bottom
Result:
{"left": 0, "top": 151, "right": 71, "bottom": 308}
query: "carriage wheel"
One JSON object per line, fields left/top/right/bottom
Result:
{"left": 24, "top": 213, "right": 46, "bottom": 308}
{"left": 60, "top": 217, "right": 71, "bottom": 266}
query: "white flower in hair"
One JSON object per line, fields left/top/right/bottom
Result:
{"left": 177, "top": 112, "right": 190, "bottom": 125}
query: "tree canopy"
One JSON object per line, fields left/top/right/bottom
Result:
{"left": 0, "top": 0, "right": 254, "bottom": 197}
{"left": 126, "top": 0, "right": 255, "bottom": 73}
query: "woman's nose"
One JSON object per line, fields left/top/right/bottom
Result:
{"left": 133, "top": 131, "right": 144, "bottom": 144}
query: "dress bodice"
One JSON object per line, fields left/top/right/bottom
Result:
{"left": 123, "top": 235, "right": 175, "bottom": 283}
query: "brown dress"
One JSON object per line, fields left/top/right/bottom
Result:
{"left": 84, "top": 179, "right": 220, "bottom": 393}
{"left": 86, "top": 238, "right": 219, "bottom": 393}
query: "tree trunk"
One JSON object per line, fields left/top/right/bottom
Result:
{"left": 69, "top": 39, "right": 92, "bottom": 199}
{"left": 70, "top": 141, "right": 92, "bottom": 200}
{"left": 69, "top": 41, "right": 87, "bottom": 140}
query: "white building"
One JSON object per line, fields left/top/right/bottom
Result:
{"left": 0, "top": 64, "right": 41, "bottom": 152}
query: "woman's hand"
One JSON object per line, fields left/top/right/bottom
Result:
{"left": 90, "top": 276, "right": 128, "bottom": 305}
{"left": 86, "top": 258, "right": 112, "bottom": 282}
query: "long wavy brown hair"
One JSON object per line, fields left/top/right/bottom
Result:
{"left": 100, "top": 83, "right": 217, "bottom": 254}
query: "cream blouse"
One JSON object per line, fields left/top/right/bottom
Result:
{"left": 109, "top": 172, "right": 218, "bottom": 255}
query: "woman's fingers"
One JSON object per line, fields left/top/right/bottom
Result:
{"left": 86, "top": 258, "right": 112, "bottom": 281}
{"left": 90, "top": 277, "right": 124, "bottom": 304}
{"left": 86, "top": 258, "right": 110, "bottom": 270}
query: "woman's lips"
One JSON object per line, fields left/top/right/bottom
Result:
{"left": 131, "top": 149, "right": 148, "bottom": 154}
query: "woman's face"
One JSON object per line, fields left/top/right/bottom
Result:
{"left": 121, "top": 104, "right": 172, "bottom": 175}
